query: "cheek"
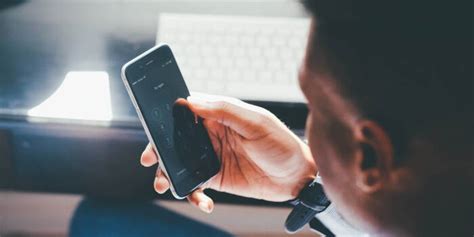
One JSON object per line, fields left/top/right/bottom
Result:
{"left": 306, "top": 112, "right": 333, "bottom": 181}
{"left": 305, "top": 112, "right": 329, "bottom": 172}
{"left": 305, "top": 112, "right": 317, "bottom": 162}
{"left": 305, "top": 112, "right": 349, "bottom": 206}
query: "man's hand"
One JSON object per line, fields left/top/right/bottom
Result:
{"left": 140, "top": 93, "right": 316, "bottom": 213}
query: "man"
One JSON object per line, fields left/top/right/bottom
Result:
{"left": 141, "top": 1, "right": 472, "bottom": 236}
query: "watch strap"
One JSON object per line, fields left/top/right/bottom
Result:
{"left": 285, "top": 179, "right": 331, "bottom": 233}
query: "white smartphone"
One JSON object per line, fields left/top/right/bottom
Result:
{"left": 121, "top": 44, "right": 220, "bottom": 199}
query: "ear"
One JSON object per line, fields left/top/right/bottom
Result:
{"left": 353, "top": 120, "right": 394, "bottom": 193}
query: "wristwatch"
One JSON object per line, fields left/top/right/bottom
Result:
{"left": 285, "top": 175, "right": 331, "bottom": 233}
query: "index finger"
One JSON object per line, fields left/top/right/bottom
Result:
{"left": 186, "top": 94, "right": 275, "bottom": 139}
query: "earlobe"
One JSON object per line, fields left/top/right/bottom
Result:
{"left": 356, "top": 166, "right": 384, "bottom": 193}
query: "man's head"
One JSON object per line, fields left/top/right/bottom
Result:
{"left": 299, "top": 1, "right": 472, "bottom": 235}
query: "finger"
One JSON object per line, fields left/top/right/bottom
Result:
{"left": 141, "top": 143, "right": 158, "bottom": 167}
{"left": 187, "top": 189, "right": 214, "bottom": 213}
{"left": 153, "top": 168, "right": 170, "bottom": 194}
{"left": 186, "top": 94, "right": 274, "bottom": 139}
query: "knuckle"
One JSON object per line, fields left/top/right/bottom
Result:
{"left": 212, "top": 101, "right": 233, "bottom": 122}
{"left": 213, "top": 100, "right": 231, "bottom": 111}
{"left": 254, "top": 113, "right": 268, "bottom": 125}
{"left": 257, "top": 107, "right": 274, "bottom": 118}
{"left": 254, "top": 109, "right": 274, "bottom": 124}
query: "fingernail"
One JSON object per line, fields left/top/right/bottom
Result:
{"left": 153, "top": 177, "right": 165, "bottom": 194}
{"left": 141, "top": 155, "right": 153, "bottom": 167}
{"left": 198, "top": 201, "right": 211, "bottom": 213}
{"left": 187, "top": 96, "right": 209, "bottom": 107}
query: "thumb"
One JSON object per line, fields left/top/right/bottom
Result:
{"left": 187, "top": 188, "right": 214, "bottom": 214}
{"left": 187, "top": 94, "right": 273, "bottom": 139}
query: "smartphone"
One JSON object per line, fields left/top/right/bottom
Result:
{"left": 121, "top": 44, "right": 220, "bottom": 199}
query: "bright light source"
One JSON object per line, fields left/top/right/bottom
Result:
{"left": 28, "top": 71, "right": 113, "bottom": 121}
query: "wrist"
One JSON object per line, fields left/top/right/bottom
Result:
{"left": 287, "top": 143, "right": 317, "bottom": 199}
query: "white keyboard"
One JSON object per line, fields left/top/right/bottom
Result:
{"left": 157, "top": 14, "right": 310, "bottom": 103}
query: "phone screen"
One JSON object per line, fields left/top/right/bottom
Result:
{"left": 123, "top": 45, "right": 220, "bottom": 197}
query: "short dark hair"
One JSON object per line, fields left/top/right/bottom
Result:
{"left": 302, "top": 1, "right": 472, "bottom": 162}
{"left": 301, "top": 2, "right": 473, "bottom": 235}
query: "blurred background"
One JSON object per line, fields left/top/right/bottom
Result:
{"left": 0, "top": 0, "right": 316, "bottom": 236}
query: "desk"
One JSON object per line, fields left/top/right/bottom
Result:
{"left": 0, "top": 191, "right": 316, "bottom": 237}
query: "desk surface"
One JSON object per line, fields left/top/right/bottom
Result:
{"left": 0, "top": 191, "right": 316, "bottom": 237}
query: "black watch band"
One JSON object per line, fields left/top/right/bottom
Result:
{"left": 285, "top": 177, "right": 331, "bottom": 233}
